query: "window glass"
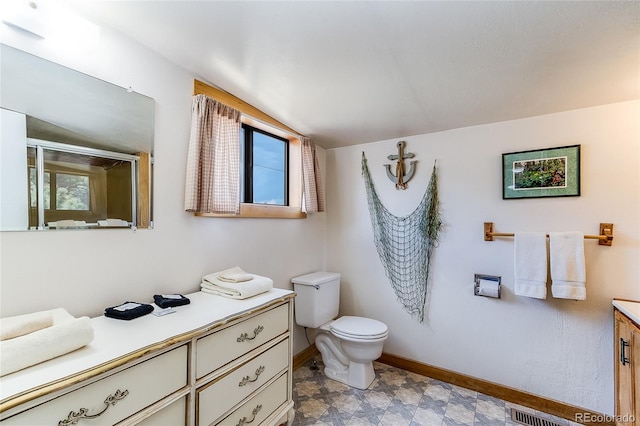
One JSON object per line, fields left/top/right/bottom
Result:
{"left": 242, "top": 125, "right": 288, "bottom": 206}
{"left": 29, "top": 168, "right": 50, "bottom": 209}
{"left": 56, "top": 173, "right": 90, "bottom": 210}
{"left": 252, "top": 132, "right": 286, "bottom": 205}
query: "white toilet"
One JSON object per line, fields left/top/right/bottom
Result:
{"left": 291, "top": 271, "right": 388, "bottom": 389}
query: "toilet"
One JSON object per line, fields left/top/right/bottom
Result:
{"left": 291, "top": 271, "right": 388, "bottom": 389}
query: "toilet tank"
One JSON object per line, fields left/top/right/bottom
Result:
{"left": 291, "top": 271, "right": 341, "bottom": 328}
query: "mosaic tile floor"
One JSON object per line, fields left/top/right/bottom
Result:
{"left": 292, "top": 358, "right": 582, "bottom": 426}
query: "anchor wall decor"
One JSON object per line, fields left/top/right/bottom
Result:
{"left": 384, "top": 141, "right": 417, "bottom": 190}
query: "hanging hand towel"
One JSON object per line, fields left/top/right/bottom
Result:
{"left": 549, "top": 232, "right": 586, "bottom": 300}
{"left": 514, "top": 232, "right": 548, "bottom": 299}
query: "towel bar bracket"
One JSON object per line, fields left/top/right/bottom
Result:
{"left": 484, "top": 222, "right": 494, "bottom": 241}
{"left": 483, "top": 222, "right": 614, "bottom": 246}
{"left": 599, "top": 223, "right": 613, "bottom": 246}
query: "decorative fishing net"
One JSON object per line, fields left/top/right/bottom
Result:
{"left": 361, "top": 152, "right": 442, "bottom": 323}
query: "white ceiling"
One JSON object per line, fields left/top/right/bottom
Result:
{"left": 67, "top": 1, "right": 640, "bottom": 149}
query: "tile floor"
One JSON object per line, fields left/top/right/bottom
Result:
{"left": 291, "top": 358, "right": 582, "bottom": 426}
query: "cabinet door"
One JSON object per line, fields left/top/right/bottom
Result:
{"left": 615, "top": 311, "right": 634, "bottom": 421}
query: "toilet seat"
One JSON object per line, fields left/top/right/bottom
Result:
{"left": 329, "top": 316, "right": 388, "bottom": 342}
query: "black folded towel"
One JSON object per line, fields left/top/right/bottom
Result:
{"left": 153, "top": 294, "right": 191, "bottom": 309}
{"left": 105, "top": 302, "right": 154, "bottom": 320}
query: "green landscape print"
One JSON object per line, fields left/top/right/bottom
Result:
{"left": 513, "top": 156, "right": 567, "bottom": 190}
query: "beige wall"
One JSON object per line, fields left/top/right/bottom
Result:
{"left": 0, "top": 19, "right": 327, "bottom": 356}
{"left": 325, "top": 100, "right": 640, "bottom": 415}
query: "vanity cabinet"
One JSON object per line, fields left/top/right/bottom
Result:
{"left": 2, "top": 346, "right": 188, "bottom": 426}
{"left": 613, "top": 300, "right": 640, "bottom": 426}
{"left": 0, "top": 289, "right": 295, "bottom": 426}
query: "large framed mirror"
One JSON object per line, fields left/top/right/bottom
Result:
{"left": 0, "top": 44, "right": 154, "bottom": 231}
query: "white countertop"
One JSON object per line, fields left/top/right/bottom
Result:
{"left": 613, "top": 299, "right": 640, "bottom": 326}
{"left": 0, "top": 288, "right": 294, "bottom": 404}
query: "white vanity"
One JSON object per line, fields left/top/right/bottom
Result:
{"left": 0, "top": 289, "right": 295, "bottom": 425}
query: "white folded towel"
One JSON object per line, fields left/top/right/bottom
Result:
{"left": 550, "top": 232, "right": 586, "bottom": 300}
{"left": 50, "top": 220, "right": 87, "bottom": 228}
{"left": 0, "top": 310, "right": 53, "bottom": 341}
{"left": 0, "top": 309, "right": 94, "bottom": 376}
{"left": 514, "top": 232, "right": 548, "bottom": 299}
{"left": 201, "top": 271, "right": 273, "bottom": 299}
{"left": 98, "top": 219, "right": 129, "bottom": 227}
{"left": 217, "top": 266, "right": 254, "bottom": 283}
{"left": 57, "top": 220, "right": 76, "bottom": 227}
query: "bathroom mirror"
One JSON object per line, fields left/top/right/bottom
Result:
{"left": 0, "top": 44, "right": 154, "bottom": 230}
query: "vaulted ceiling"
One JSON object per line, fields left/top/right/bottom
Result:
{"left": 68, "top": 1, "right": 640, "bottom": 149}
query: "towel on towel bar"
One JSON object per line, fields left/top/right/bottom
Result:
{"left": 549, "top": 232, "right": 586, "bottom": 300}
{"left": 201, "top": 271, "right": 273, "bottom": 299}
{"left": 514, "top": 232, "right": 548, "bottom": 299}
{"left": 1, "top": 310, "right": 53, "bottom": 341}
{"left": 0, "top": 308, "right": 93, "bottom": 376}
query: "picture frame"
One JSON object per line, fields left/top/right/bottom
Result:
{"left": 502, "top": 145, "right": 580, "bottom": 199}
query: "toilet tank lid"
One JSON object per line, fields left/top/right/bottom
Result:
{"left": 291, "top": 271, "right": 341, "bottom": 286}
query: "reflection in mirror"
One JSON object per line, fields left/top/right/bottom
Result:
{"left": 0, "top": 44, "right": 154, "bottom": 231}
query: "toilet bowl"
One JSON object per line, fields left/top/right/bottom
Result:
{"left": 315, "top": 316, "right": 388, "bottom": 389}
{"left": 291, "top": 271, "right": 389, "bottom": 390}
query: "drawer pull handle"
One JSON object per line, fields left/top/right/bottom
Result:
{"left": 237, "top": 325, "right": 264, "bottom": 342}
{"left": 238, "top": 365, "right": 265, "bottom": 386}
{"left": 58, "top": 389, "right": 129, "bottom": 425}
{"left": 620, "top": 338, "right": 630, "bottom": 366}
{"left": 236, "top": 404, "right": 262, "bottom": 426}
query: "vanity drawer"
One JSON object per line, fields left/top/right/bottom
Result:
{"left": 134, "top": 396, "right": 186, "bottom": 426}
{"left": 2, "top": 345, "right": 187, "bottom": 426}
{"left": 197, "top": 339, "right": 289, "bottom": 426}
{"left": 215, "top": 373, "right": 288, "bottom": 426}
{"left": 196, "top": 304, "right": 288, "bottom": 378}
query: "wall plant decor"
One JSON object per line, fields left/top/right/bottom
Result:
{"left": 502, "top": 145, "right": 580, "bottom": 199}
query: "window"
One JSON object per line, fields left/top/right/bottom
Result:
{"left": 192, "top": 79, "right": 306, "bottom": 219}
{"left": 27, "top": 139, "right": 141, "bottom": 228}
{"left": 29, "top": 169, "right": 90, "bottom": 210}
{"left": 241, "top": 124, "right": 288, "bottom": 206}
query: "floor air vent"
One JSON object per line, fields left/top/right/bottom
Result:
{"left": 510, "top": 408, "right": 566, "bottom": 426}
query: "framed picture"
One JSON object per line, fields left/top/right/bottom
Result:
{"left": 502, "top": 145, "right": 580, "bottom": 199}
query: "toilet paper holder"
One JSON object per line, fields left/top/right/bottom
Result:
{"left": 474, "top": 274, "right": 501, "bottom": 299}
